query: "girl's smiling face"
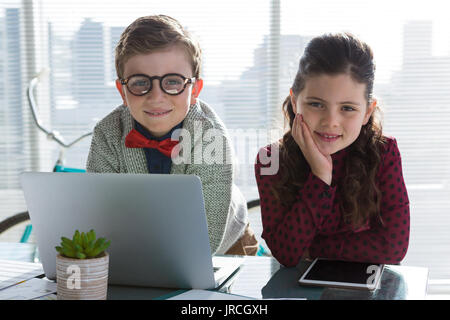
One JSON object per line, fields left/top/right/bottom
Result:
{"left": 291, "top": 73, "right": 376, "bottom": 156}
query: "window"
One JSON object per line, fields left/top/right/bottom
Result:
{"left": 1, "top": 0, "right": 450, "bottom": 295}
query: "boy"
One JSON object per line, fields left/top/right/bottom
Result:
{"left": 86, "top": 15, "right": 257, "bottom": 255}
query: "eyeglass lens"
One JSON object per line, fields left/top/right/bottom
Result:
{"left": 127, "top": 74, "right": 186, "bottom": 95}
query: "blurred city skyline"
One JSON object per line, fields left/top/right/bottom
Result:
{"left": 2, "top": 12, "right": 450, "bottom": 195}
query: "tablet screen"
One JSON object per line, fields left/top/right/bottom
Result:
{"left": 302, "top": 259, "right": 383, "bottom": 285}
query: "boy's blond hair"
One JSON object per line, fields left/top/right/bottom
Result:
{"left": 115, "top": 15, "right": 202, "bottom": 79}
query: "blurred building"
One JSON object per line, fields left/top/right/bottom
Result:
{"left": 0, "top": 8, "right": 23, "bottom": 189}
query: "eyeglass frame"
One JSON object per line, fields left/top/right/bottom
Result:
{"left": 119, "top": 73, "right": 196, "bottom": 96}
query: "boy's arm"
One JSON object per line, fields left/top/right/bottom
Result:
{"left": 86, "top": 124, "right": 120, "bottom": 173}
{"left": 186, "top": 162, "right": 233, "bottom": 254}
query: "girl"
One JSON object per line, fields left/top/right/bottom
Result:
{"left": 255, "top": 32, "right": 410, "bottom": 267}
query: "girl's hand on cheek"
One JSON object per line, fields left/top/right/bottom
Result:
{"left": 292, "top": 114, "right": 333, "bottom": 185}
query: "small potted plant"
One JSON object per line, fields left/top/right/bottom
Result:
{"left": 55, "top": 229, "right": 111, "bottom": 300}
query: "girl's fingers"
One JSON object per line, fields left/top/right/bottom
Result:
{"left": 300, "top": 115, "right": 323, "bottom": 158}
{"left": 292, "top": 114, "right": 297, "bottom": 136}
{"left": 293, "top": 114, "right": 304, "bottom": 147}
{"left": 299, "top": 115, "right": 314, "bottom": 149}
{"left": 296, "top": 115, "right": 333, "bottom": 185}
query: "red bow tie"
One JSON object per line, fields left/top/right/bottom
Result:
{"left": 125, "top": 129, "right": 179, "bottom": 158}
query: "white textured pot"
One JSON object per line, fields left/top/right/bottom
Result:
{"left": 56, "top": 252, "right": 109, "bottom": 300}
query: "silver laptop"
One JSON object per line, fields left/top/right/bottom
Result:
{"left": 20, "top": 172, "right": 244, "bottom": 289}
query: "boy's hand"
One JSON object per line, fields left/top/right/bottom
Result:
{"left": 292, "top": 114, "right": 333, "bottom": 185}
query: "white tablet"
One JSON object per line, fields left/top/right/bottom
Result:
{"left": 298, "top": 258, "right": 384, "bottom": 291}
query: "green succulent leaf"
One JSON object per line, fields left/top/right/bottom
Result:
{"left": 81, "top": 232, "right": 88, "bottom": 249}
{"left": 89, "top": 248, "right": 103, "bottom": 258}
{"left": 94, "top": 238, "right": 106, "bottom": 248}
{"left": 87, "top": 229, "right": 96, "bottom": 243}
{"left": 85, "top": 239, "right": 95, "bottom": 255}
{"left": 61, "top": 242, "right": 74, "bottom": 253}
{"left": 73, "top": 230, "right": 81, "bottom": 247}
{"left": 74, "top": 242, "right": 82, "bottom": 250}
{"left": 75, "top": 251, "right": 86, "bottom": 259}
{"left": 101, "top": 240, "right": 111, "bottom": 252}
{"left": 62, "top": 246, "right": 76, "bottom": 258}
{"left": 61, "top": 237, "right": 72, "bottom": 247}
{"left": 57, "top": 229, "right": 110, "bottom": 259}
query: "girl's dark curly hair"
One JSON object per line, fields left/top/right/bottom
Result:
{"left": 273, "top": 32, "right": 387, "bottom": 228}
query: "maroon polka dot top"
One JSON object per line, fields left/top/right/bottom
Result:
{"left": 254, "top": 137, "right": 410, "bottom": 267}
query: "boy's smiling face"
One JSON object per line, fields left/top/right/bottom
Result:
{"left": 116, "top": 45, "right": 202, "bottom": 137}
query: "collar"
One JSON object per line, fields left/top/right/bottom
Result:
{"left": 134, "top": 120, "right": 184, "bottom": 141}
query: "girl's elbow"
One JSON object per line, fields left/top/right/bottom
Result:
{"left": 381, "top": 240, "right": 409, "bottom": 265}
{"left": 274, "top": 253, "right": 299, "bottom": 268}
{"left": 264, "top": 238, "right": 301, "bottom": 267}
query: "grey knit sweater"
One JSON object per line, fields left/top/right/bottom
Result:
{"left": 86, "top": 100, "right": 248, "bottom": 254}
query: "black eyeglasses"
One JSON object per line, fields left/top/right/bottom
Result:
{"left": 120, "top": 73, "right": 195, "bottom": 96}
